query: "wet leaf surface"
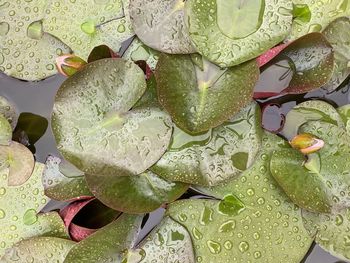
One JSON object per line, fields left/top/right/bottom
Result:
{"left": 0, "top": 96, "right": 18, "bottom": 129}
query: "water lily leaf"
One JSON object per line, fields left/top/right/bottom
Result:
{"left": 130, "top": 0, "right": 195, "bottom": 54}
{"left": 257, "top": 43, "right": 289, "bottom": 67}
{"left": 152, "top": 102, "right": 263, "bottom": 186}
{"left": 338, "top": 104, "right": 350, "bottom": 134}
{"left": 290, "top": 0, "right": 350, "bottom": 40}
{"left": 124, "top": 216, "right": 195, "bottom": 263}
{"left": 170, "top": 132, "right": 313, "bottom": 262}
{"left": 134, "top": 75, "right": 159, "bottom": 109}
{"left": 1, "top": 237, "right": 75, "bottom": 263}
{"left": 122, "top": 37, "right": 160, "bottom": 70}
{"left": 0, "top": 115, "right": 12, "bottom": 146}
{"left": 53, "top": 58, "right": 172, "bottom": 176}
{"left": 0, "top": 162, "right": 68, "bottom": 257}
{"left": 64, "top": 213, "right": 142, "bottom": 263}
{"left": 43, "top": 0, "right": 134, "bottom": 60}
{"left": 0, "top": 96, "right": 18, "bottom": 129}
{"left": 85, "top": 169, "right": 188, "bottom": 214}
{"left": 87, "top": 45, "right": 119, "bottom": 63}
{"left": 184, "top": 0, "right": 293, "bottom": 67}
{"left": 0, "top": 0, "right": 71, "bottom": 81}
{"left": 302, "top": 208, "right": 350, "bottom": 261}
{"left": 155, "top": 54, "right": 259, "bottom": 134}
{"left": 322, "top": 17, "right": 350, "bottom": 92}
{"left": 281, "top": 100, "right": 344, "bottom": 139}
{"left": 43, "top": 156, "right": 92, "bottom": 201}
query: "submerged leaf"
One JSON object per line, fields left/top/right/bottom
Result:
{"left": 0, "top": 96, "right": 18, "bottom": 129}
{"left": 87, "top": 45, "right": 119, "bottom": 63}
{"left": 155, "top": 54, "right": 259, "bottom": 134}
{"left": 185, "top": 0, "right": 293, "bottom": 67}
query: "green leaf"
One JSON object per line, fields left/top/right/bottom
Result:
{"left": 122, "top": 37, "right": 160, "bottom": 70}
{"left": 85, "top": 169, "right": 188, "bottom": 214}
{"left": 87, "top": 45, "right": 118, "bottom": 63}
{"left": 52, "top": 58, "right": 172, "bottom": 176}
{"left": 0, "top": 115, "right": 12, "bottom": 146}
{"left": 43, "top": 0, "right": 134, "bottom": 60}
{"left": 124, "top": 217, "right": 195, "bottom": 263}
{"left": 64, "top": 213, "right": 143, "bottom": 263}
{"left": 129, "top": 0, "right": 195, "bottom": 54}
{"left": 155, "top": 54, "right": 259, "bottom": 134}
{"left": 0, "top": 96, "right": 18, "bottom": 129}
{"left": 133, "top": 75, "right": 159, "bottom": 108}
{"left": 338, "top": 104, "right": 350, "bottom": 134}
{"left": 290, "top": 0, "right": 350, "bottom": 40}
{"left": 184, "top": 0, "right": 293, "bottom": 67}
{"left": 1, "top": 237, "right": 75, "bottom": 263}
{"left": 0, "top": 161, "right": 68, "bottom": 257}
{"left": 281, "top": 100, "right": 344, "bottom": 139}
{"left": 43, "top": 156, "right": 92, "bottom": 201}
{"left": 322, "top": 17, "right": 350, "bottom": 91}
{"left": 0, "top": 1, "right": 71, "bottom": 81}
{"left": 152, "top": 102, "right": 263, "bottom": 186}
{"left": 303, "top": 208, "right": 350, "bottom": 261}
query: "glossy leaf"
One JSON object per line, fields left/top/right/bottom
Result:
{"left": 0, "top": 96, "right": 18, "bottom": 129}
{"left": 290, "top": 0, "right": 350, "bottom": 40}
{"left": 43, "top": 0, "right": 134, "bottom": 59}
{"left": 85, "top": 169, "right": 188, "bottom": 214}
{"left": 64, "top": 214, "right": 142, "bottom": 263}
{"left": 1, "top": 237, "right": 75, "bottom": 263}
{"left": 130, "top": 0, "right": 195, "bottom": 54}
{"left": 155, "top": 54, "right": 259, "bottom": 134}
{"left": 124, "top": 217, "right": 195, "bottom": 263}
{"left": 0, "top": 161, "right": 68, "bottom": 257}
{"left": 0, "top": 115, "right": 12, "bottom": 146}
{"left": 322, "top": 17, "right": 350, "bottom": 91}
{"left": 52, "top": 58, "right": 172, "bottom": 176}
{"left": 281, "top": 100, "right": 344, "bottom": 139}
{"left": 43, "top": 156, "right": 92, "bottom": 201}
{"left": 0, "top": 1, "right": 71, "bottom": 81}
{"left": 184, "top": 0, "right": 293, "bottom": 67}
{"left": 152, "top": 102, "right": 263, "bottom": 186}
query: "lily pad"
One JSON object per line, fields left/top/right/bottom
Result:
{"left": 0, "top": 115, "right": 12, "bottom": 146}
{"left": 85, "top": 169, "right": 188, "bottom": 214}
{"left": 1, "top": 237, "right": 75, "bottom": 263}
{"left": 124, "top": 216, "right": 195, "bottom": 263}
{"left": 43, "top": 156, "right": 92, "bottom": 201}
{"left": 0, "top": 96, "right": 18, "bottom": 129}
{"left": 302, "top": 208, "right": 350, "bottom": 261}
{"left": 152, "top": 102, "right": 263, "bottom": 186}
{"left": 281, "top": 100, "right": 344, "bottom": 139}
{"left": 290, "top": 0, "right": 350, "bottom": 40}
{"left": 184, "top": 0, "right": 293, "bottom": 67}
{"left": 64, "top": 213, "right": 142, "bottom": 263}
{"left": 0, "top": 0, "right": 71, "bottom": 80}
{"left": 338, "top": 104, "right": 350, "bottom": 134}
{"left": 122, "top": 37, "right": 160, "bottom": 70}
{"left": 52, "top": 58, "right": 172, "bottom": 176}
{"left": 155, "top": 54, "right": 259, "bottom": 134}
{"left": 130, "top": 0, "right": 195, "bottom": 54}
{"left": 43, "top": 0, "right": 134, "bottom": 60}
{"left": 0, "top": 162, "right": 68, "bottom": 257}
{"left": 322, "top": 17, "right": 350, "bottom": 92}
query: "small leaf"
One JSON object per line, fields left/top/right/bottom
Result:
{"left": 56, "top": 55, "right": 87, "bottom": 77}
{"left": 87, "top": 45, "right": 119, "bottom": 63}
{"left": 155, "top": 54, "right": 259, "bottom": 134}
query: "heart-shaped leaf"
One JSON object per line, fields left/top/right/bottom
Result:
{"left": 124, "top": 216, "right": 195, "bottom": 263}
{"left": 43, "top": 0, "right": 134, "bottom": 59}
{"left": 52, "top": 58, "right": 172, "bottom": 176}
{"left": 152, "top": 102, "right": 263, "bottom": 186}
{"left": 0, "top": 96, "right": 18, "bottom": 129}
{"left": 1, "top": 237, "right": 75, "bottom": 263}
{"left": 338, "top": 104, "right": 350, "bottom": 134}
{"left": 155, "top": 54, "right": 259, "bottom": 134}
{"left": 88, "top": 45, "right": 119, "bottom": 63}
{"left": 184, "top": 0, "right": 293, "bottom": 67}
{"left": 167, "top": 132, "right": 313, "bottom": 262}
{"left": 0, "top": 0, "right": 71, "bottom": 80}
{"left": 322, "top": 17, "right": 350, "bottom": 92}
{"left": 43, "top": 156, "right": 92, "bottom": 201}
{"left": 290, "top": 0, "right": 350, "bottom": 40}
{"left": 302, "top": 208, "right": 350, "bottom": 261}
{"left": 0, "top": 114, "right": 12, "bottom": 146}
{"left": 130, "top": 0, "right": 195, "bottom": 54}
{"left": 0, "top": 160, "right": 68, "bottom": 257}
{"left": 281, "top": 100, "right": 344, "bottom": 139}
{"left": 85, "top": 169, "right": 188, "bottom": 214}
{"left": 64, "top": 213, "right": 142, "bottom": 263}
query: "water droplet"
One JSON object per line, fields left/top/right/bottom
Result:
{"left": 238, "top": 241, "right": 249, "bottom": 253}
{"left": 0, "top": 22, "right": 10, "bottom": 36}
{"left": 23, "top": 209, "right": 38, "bottom": 225}
{"left": 207, "top": 240, "right": 221, "bottom": 254}
{"left": 0, "top": 209, "right": 5, "bottom": 219}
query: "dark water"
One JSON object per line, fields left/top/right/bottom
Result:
{"left": 1, "top": 69, "right": 349, "bottom": 262}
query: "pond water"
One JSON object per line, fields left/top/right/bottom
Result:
{"left": 0, "top": 69, "right": 349, "bottom": 262}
